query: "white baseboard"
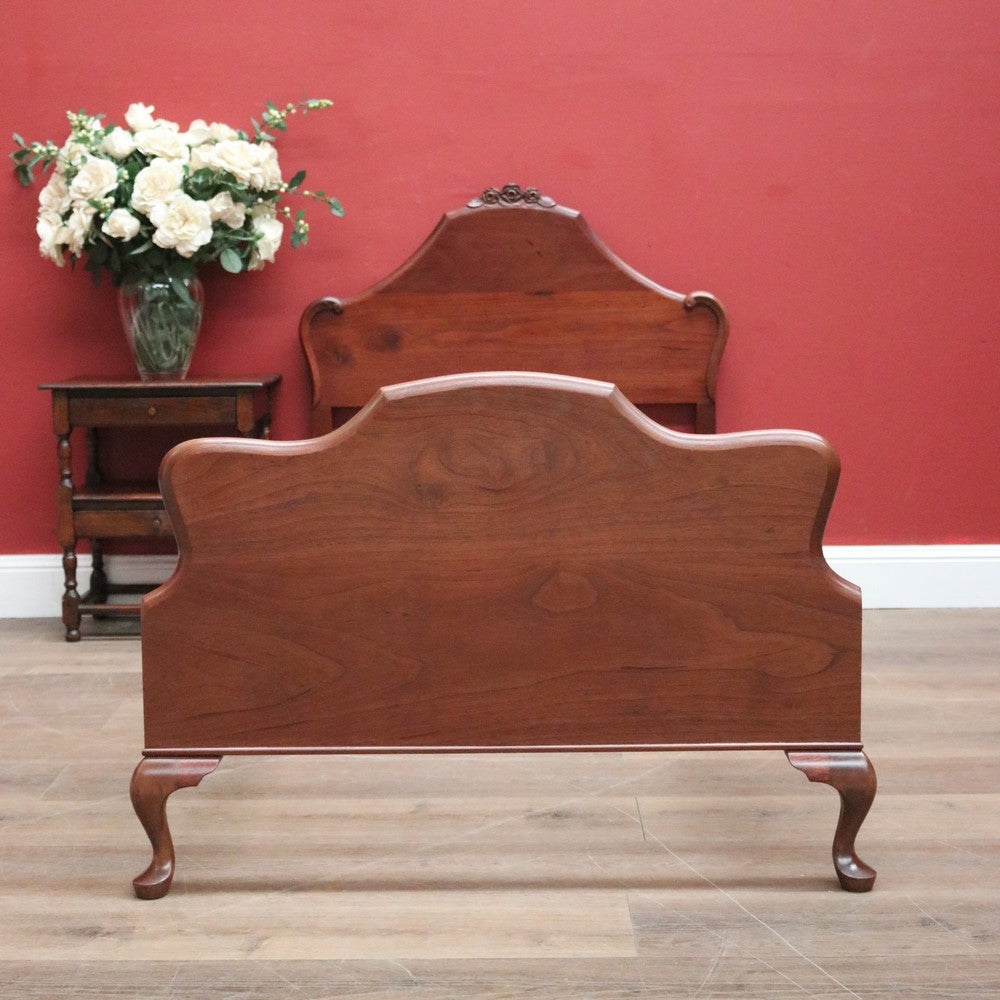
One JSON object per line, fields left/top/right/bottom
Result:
{"left": 0, "top": 554, "right": 177, "bottom": 619}
{"left": 824, "top": 545, "right": 1000, "bottom": 610}
{"left": 0, "top": 547, "right": 998, "bottom": 619}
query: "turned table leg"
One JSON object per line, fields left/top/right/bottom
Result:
{"left": 55, "top": 429, "right": 82, "bottom": 642}
{"left": 787, "top": 750, "right": 877, "bottom": 892}
{"left": 60, "top": 546, "right": 81, "bottom": 642}
{"left": 89, "top": 538, "right": 109, "bottom": 607}
{"left": 130, "top": 756, "right": 221, "bottom": 899}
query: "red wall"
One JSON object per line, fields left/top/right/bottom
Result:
{"left": 2, "top": 1, "right": 998, "bottom": 551}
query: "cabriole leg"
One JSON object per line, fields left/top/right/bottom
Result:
{"left": 130, "top": 756, "right": 221, "bottom": 899}
{"left": 786, "top": 750, "right": 877, "bottom": 892}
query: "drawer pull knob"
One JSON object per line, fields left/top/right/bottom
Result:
{"left": 152, "top": 518, "right": 162, "bottom": 530}
{"left": 148, "top": 406, "right": 157, "bottom": 417}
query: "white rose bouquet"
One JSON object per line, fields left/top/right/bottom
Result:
{"left": 12, "top": 98, "right": 341, "bottom": 283}
{"left": 11, "top": 98, "right": 342, "bottom": 377}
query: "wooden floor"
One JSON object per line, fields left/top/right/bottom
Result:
{"left": 0, "top": 610, "right": 997, "bottom": 999}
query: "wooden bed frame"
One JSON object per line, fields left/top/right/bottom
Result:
{"left": 300, "top": 184, "right": 728, "bottom": 435}
{"left": 131, "top": 372, "right": 876, "bottom": 899}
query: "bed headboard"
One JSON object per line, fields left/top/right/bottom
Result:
{"left": 300, "top": 184, "right": 728, "bottom": 435}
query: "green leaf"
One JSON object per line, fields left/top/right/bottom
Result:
{"left": 328, "top": 198, "right": 345, "bottom": 217}
{"left": 220, "top": 248, "right": 243, "bottom": 273}
{"left": 170, "top": 274, "right": 195, "bottom": 306}
{"left": 12, "top": 132, "right": 25, "bottom": 147}
{"left": 88, "top": 241, "right": 110, "bottom": 264}
{"left": 287, "top": 170, "right": 306, "bottom": 192}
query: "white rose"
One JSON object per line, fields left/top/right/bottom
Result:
{"left": 149, "top": 193, "right": 213, "bottom": 257}
{"left": 183, "top": 119, "right": 212, "bottom": 145}
{"left": 209, "top": 140, "right": 266, "bottom": 188}
{"left": 63, "top": 203, "right": 96, "bottom": 255}
{"left": 188, "top": 143, "right": 215, "bottom": 172}
{"left": 248, "top": 204, "right": 283, "bottom": 269}
{"left": 208, "top": 191, "right": 246, "bottom": 228}
{"left": 208, "top": 121, "right": 239, "bottom": 141}
{"left": 38, "top": 171, "right": 71, "bottom": 214}
{"left": 68, "top": 157, "right": 119, "bottom": 202}
{"left": 257, "top": 144, "right": 282, "bottom": 191}
{"left": 100, "top": 127, "right": 136, "bottom": 159}
{"left": 102, "top": 208, "right": 141, "bottom": 241}
{"left": 134, "top": 127, "right": 190, "bottom": 162}
{"left": 37, "top": 209, "right": 66, "bottom": 266}
{"left": 124, "top": 103, "right": 157, "bottom": 131}
{"left": 131, "top": 157, "right": 185, "bottom": 216}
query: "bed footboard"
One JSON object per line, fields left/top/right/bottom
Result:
{"left": 133, "top": 372, "right": 875, "bottom": 897}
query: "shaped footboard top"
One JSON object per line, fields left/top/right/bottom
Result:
{"left": 141, "top": 372, "right": 862, "bottom": 755}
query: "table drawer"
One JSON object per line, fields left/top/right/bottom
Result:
{"left": 69, "top": 394, "right": 236, "bottom": 427}
{"left": 74, "top": 507, "right": 173, "bottom": 538}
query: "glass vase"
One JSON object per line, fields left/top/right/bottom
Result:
{"left": 118, "top": 274, "right": 204, "bottom": 380}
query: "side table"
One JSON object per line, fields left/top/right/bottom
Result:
{"left": 40, "top": 376, "right": 281, "bottom": 640}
